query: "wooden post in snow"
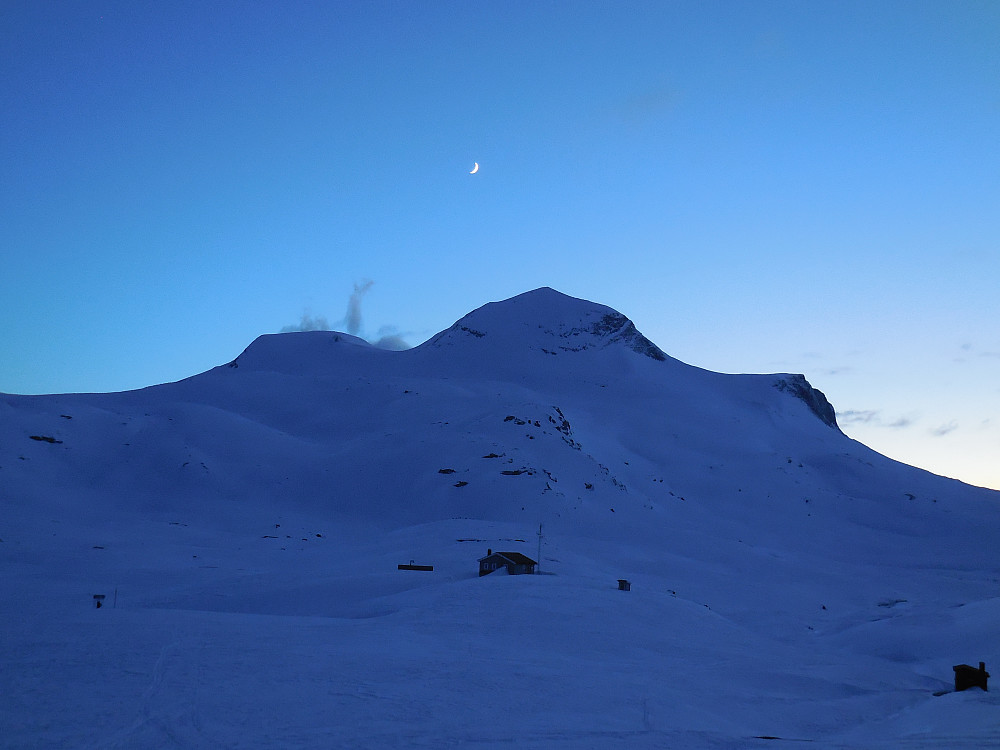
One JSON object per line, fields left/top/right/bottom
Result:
{"left": 536, "top": 523, "right": 543, "bottom": 574}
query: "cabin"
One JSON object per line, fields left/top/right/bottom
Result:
{"left": 953, "top": 662, "right": 989, "bottom": 692}
{"left": 478, "top": 549, "right": 537, "bottom": 576}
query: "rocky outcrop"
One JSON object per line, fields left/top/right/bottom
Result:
{"left": 774, "top": 375, "right": 840, "bottom": 430}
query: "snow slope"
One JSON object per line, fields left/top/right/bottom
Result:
{"left": 2, "top": 287, "right": 998, "bottom": 748}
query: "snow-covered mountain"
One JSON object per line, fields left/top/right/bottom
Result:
{"left": 2, "top": 287, "right": 998, "bottom": 748}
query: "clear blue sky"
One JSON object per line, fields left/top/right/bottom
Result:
{"left": 2, "top": 1, "right": 998, "bottom": 489}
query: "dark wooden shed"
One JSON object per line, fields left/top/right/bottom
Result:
{"left": 478, "top": 549, "right": 537, "bottom": 576}
{"left": 953, "top": 662, "right": 989, "bottom": 692}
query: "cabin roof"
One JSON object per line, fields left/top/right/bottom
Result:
{"left": 478, "top": 551, "right": 537, "bottom": 566}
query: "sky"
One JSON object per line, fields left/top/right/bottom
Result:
{"left": 2, "top": 0, "right": 998, "bottom": 490}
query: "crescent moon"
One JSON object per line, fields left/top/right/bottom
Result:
{"left": 470, "top": 162, "right": 479, "bottom": 174}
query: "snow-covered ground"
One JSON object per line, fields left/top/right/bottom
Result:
{"left": 2, "top": 288, "right": 998, "bottom": 748}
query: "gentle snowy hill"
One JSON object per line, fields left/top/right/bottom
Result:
{"left": 2, "top": 288, "right": 998, "bottom": 748}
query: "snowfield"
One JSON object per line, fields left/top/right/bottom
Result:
{"left": 2, "top": 288, "right": 998, "bottom": 748}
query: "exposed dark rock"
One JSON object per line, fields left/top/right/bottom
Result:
{"left": 774, "top": 375, "right": 840, "bottom": 430}
{"left": 548, "top": 407, "right": 572, "bottom": 436}
{"left": 591, "top": 313, "right": 668, "bottom": 361}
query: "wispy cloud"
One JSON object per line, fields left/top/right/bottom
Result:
{"left": 930, "top": 421, "right": 959, "bottom": 437}
{"left": 346, "top": 280, "right": 374, "bottom": 337}
{"left": 279, "top": 281, "right": 411, "bottom": 350}
{"left": 372, "top": 335, "right": 409, "bottom": 351}
{"left": 280, "top": 311, "right": 330, "bottom": 333}
{"left": 837, "top": 410, "right": 919, "bottom": 430}
{"left": 372, "top": 325, "right": 410, "bottom": 351}
{"left": 953, "top": 342, "right": 1000, "bottom": 361}
{"left": 837, "top": 409, "right": 880, "bottom": 425}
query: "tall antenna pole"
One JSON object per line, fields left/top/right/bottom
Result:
{"left": 536, "top": 523, "right": 543, "bottom": 574}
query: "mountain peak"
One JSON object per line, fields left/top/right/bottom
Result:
{"left": 422, "top": 287, "right": 669, "bottom": 362}
{"left": 224, "top": 329, "right": 378, "bottom": 375}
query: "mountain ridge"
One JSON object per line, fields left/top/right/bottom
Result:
{"left": 217, "top": 286, "right": 838, "bottom": 433}
{"left": 3, "top": 287, "right": 991, "bottom": 559}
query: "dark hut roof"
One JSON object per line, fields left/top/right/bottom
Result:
{"left": 478, "top": 551, "right": 537, "bottom": 566}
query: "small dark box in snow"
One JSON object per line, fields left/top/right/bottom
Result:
{"left": 953, "top": 662, "right": 989, "bottom": 692}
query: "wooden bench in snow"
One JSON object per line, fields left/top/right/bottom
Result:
{"left": 398, "top": 561, "right": 433, "bottom": 571}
